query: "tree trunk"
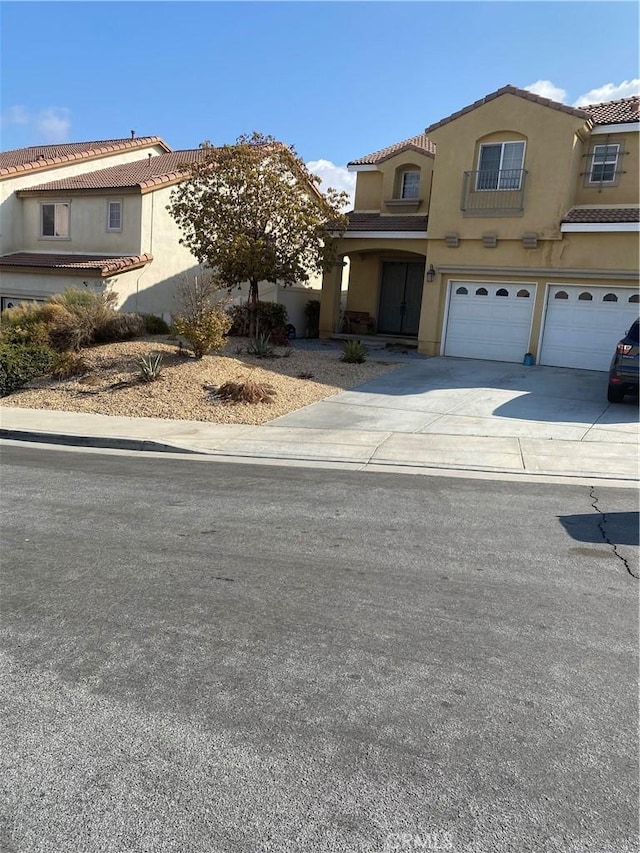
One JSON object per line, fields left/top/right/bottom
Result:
{"left": 248, "top": 278, "right": 259, "bottom": 339}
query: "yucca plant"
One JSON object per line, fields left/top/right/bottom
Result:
{"left": 246, "top": 333, "right": 275, "bottom": 358}
{"left": 340, "top": 340, "right": 368, "bottom": 364}
{"left": 137, "top": 352, "right": 164, "bottom": 382}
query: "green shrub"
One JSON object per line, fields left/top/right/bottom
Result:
{"left": 227, "top": 301, "right": 288, "bottom": 337}
{"left": 174, "top": 308, "right": 231, "bottom": 358}
{"left": 137, "top": 352, "right": 164, "bottom": 382}
{"left": 340, "top": 340, "right": 368, "bottom": 364}
{"left": 304, "top": 299, "right": 320, "bottom": 338}
{"left": 0, "top": 302, "right": 51, "bottom": 348}
{"left": 0, "top": 343, "right": 55, "bottom": 397}
{"left": 143, "top": 314, "right": 170, "bottom": 335}
{"left": 93, "top": 312, "right": 145, "bottom": 343}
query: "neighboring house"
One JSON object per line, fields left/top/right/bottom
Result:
{"left": 0, "top": 137, "right": 323, "bottom": 322}
{"left": 320, "top": 85, "right": 640, "bottom": 370}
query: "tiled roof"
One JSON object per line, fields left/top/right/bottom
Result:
{"left": 345, "top": 213, "right": 429, "bottom": 232}
{"left": 562, "top": 207, "right": 640, "bottom": 224}
{"left": 348, "top": 134, "right": 436, "bottom": 167}
{"left": 580, "top": 96, "right": 640, "bottom": 125}
{"left": 17, "top": 150, "right": 206, "bottom": 194}
{"left": 0, "top": 252, "right": 153, "bottom": 275}
{"left": 0, "top": 137, "right": 171, "bottom": 177}
{"left": 423, "top": 85, "right": 591, "bottom": 134}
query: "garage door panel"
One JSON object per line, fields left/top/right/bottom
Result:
{"left": 540, "top": 286, "right": 639, "bottom": 371}
{"left": 444, "top": 283, "right": 535, "bottom": 363}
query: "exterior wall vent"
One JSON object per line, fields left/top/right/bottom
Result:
{"left": 444, "top": 233, "right": 459, "bottom": 248}
{"left": 482, "top": 233, "right": 498, "bottom": 248}
{"left": 522, "top": 233, "right": 539, "bottom": 249}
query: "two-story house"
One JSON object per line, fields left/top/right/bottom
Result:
{"left": 320, "top": 85, "right": 639, "bottom": 371}
{"left": 0, "top": 137, "right": 204, "bottom": 317}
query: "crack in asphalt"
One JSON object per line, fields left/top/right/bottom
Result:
{"left": 590, "top": 486, "right": 639, "bottom": 579}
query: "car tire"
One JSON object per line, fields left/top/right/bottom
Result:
{"left": 607, "top": 384, "right": 625, "bottom": 403}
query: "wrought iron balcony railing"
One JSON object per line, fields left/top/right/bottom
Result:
{"left": 461, "top": 169, "right": 527, "bottom": 215}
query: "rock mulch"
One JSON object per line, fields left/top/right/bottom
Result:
{"left": 1, "top": 336, "right": 402, "bottom": 425}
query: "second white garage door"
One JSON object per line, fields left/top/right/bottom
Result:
{"left": 539, "top": 285, "right": 639, "bottom": 371}
{"left": 444, "top": 281, "right": 535, "bottom": 362}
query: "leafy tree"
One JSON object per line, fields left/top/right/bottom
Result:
{"left": 168, "top": 133, "right": 349, "bottom": 338}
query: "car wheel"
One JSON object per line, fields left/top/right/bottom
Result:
{"left": 607, "top": 384, "right": 625, "bottom": 403}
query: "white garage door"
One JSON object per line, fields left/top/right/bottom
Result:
{"left": 540, "top": 285, "right": 640, "bottom": 371}
{"left": 444, "top": 282, "right": 536, "bottom": 362}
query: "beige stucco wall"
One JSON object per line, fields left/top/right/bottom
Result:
{"left": 426, "top": 93, "right": 590, "bottom": 240}
{"left": 0, "top": 143, "right": 168, "bottom": 255}
{"left": 353, "top": 171, "right": 383, "bottom": 211}
{"left": 352, "top": 152, "right": 434, "bottom": 214}
{"left": 19, "top": 194, "right": 143, "bottom": 255}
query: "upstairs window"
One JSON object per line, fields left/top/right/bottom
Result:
{"left": 589, "top": 144, "right": 619, "bottom": 183}
{"left": 476, "top": 141, "right": 525, "bottom": 190}
{"left": 107, "top": 200, "right": 122, "bottom": 231}
{"left": 400, "top": 171, "right": 420, "bottom": 199}
{"left": 41, "top": 202, "right": 70, "bottom": 238}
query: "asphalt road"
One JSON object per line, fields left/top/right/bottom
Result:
{"left": 1, "top": 445, "right": 638, "bottom": 853}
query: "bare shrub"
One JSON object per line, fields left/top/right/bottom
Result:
{"left": 213, "top": 380, "right": 275, "bottom": 404}
{"left": 174, "top": 272, "right": 231, "bottom": 358}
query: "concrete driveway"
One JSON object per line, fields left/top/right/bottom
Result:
{"left": 269, "top": 357, "right": 639, "bottom": 444}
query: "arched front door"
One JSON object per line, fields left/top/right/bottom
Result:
{"left": 378, "top": 261, "right": 425, "bottom": 336}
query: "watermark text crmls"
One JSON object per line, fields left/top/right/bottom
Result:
{"left": 383, "top": 831, "right": 454, "bottom": 851}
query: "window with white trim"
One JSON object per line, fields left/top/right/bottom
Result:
{"left": 400, "top": 171, "right": 420, "bottom": 199}
{"left": 41, "top": 202, "right": 70, "bottom": 238}
{"left": 476, "top": 141, "right": 525, "bottom": 190}
{"left": 588, "top": 144, "right": 619, "bottom": 183}
{"left": 107, "top": 200, "right": 122, "bottom": 231}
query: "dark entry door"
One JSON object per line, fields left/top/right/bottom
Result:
{"left": 378, "top": 261, "right": 425, "bottom": 335}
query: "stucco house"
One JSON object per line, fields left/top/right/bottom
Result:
{"left": 0, "top": 137, "right": 323, "bottom": 331}
{"left": 320, "top": 85, "right": 640, "bottom": 370}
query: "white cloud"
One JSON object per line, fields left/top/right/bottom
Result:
{"left": 36, "top": 107, "right": 71, "bottom": 142}
{"left": 0, "top": 105, "right": 71, "bottom": 142}
{"left": 573, "top": 79, "right": 640, "bottom": 106}
{"left": 524, "top": 80, "right": 568, "bottom": 103}
{"left": 1, "top": 105, "right": 29, "bottom": 126}
{"left": 307, "top": 159, "right": 356, "bottom": 210}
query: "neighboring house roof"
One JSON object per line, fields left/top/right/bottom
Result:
{"left": 17, "top": 150, "right": 206, "bottom": 195}
{"left": 562, "top": 207, "right": 640, "bottom": 224}
{"left": 345, "top": 213, "right": 429, "bottom": 232}
{"left": 0, "top": 252, "right": 153, "bottom": 276}
{"left": 348, "top": 134, "right": 436, "bottom": 167}
{"left": 423, "top": 85, "right": 592, "bottom": 135}
{"left": 0, "top": 137, "right": 172, "bottom": 178}
{"left": 580, "top": 96, "right": 640, "bottom": 125}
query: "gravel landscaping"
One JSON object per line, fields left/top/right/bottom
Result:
{"left": 0, "top": 336, "right": 403, "bottom": 425}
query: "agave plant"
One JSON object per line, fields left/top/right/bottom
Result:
{"left": 137, "top": 352, "right": 164, "bottom": 382}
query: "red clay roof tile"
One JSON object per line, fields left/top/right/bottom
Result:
{"left": 348, "top": 134, "right": 436, "bottom": 167}
{"left": 0, "top": 137, "right": 172, "bottom": 178}
{"left": 580, "top": 96, "right": 640, "bottom": 125}
{"left": 562, "top": 207, "right": 640, "bottom": 224}
{"left": 0, "top": 252, "right": 153, "bottom": 275}
{"left": 345, "top": 213, "right": 428, "bottom": 232}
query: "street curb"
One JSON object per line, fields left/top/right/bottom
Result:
{"left": 0, "top": 428, "right": 202, "bottom": 455}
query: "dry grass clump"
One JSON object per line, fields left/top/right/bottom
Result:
{"left": 212, "top": 380, "right": 275, "bottom": 404}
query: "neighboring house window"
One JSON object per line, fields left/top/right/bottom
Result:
{"left": 400, "top": 171, "right": 420, "bottom": 199}
{"left": 476, "top": 141, "right": 525, "bottom": 190}
{"left": 107, "top": 200, "right": 122, "bottom": 231}
{"left": 588, "top": 144, "right": 619, "bottom": 183}
{"left": 41, "top": 202, "right": 70, "bottom": 238}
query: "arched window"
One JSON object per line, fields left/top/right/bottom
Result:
{"left": 603, "top": 293, "right": 618, "bottom": 302}
{"left": 629, "top": 294, "right": 639, "bottom": 303}
{"left": 455, "top": 286, "right": 469, "bottom": 295}
{"left": 554, "top": 291, "right": 569, "bottom": 300}
{"left": 578, "top": 292, "right": 593, "bottom": 301}
{"left": 475, "top": 287, "right": 488, "bottom": 296}
{"left": 496, "top": 288, "right": 509, "bottom": 297}
{"left": 516, "top": 289, "right": 530, "bottom": 298}
{"left": 400, "top": 171, "right": 420, "bottom": 199}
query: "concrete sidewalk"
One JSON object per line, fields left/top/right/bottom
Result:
{"left": 1, "top": 405, "right": 637, "bottom": 482}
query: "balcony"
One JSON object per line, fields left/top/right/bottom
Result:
{"left": 461, "top": 169, "right": 527, "bottom": 216}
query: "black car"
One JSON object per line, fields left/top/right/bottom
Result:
{"left": 607, "top": 319, "right": 639, "bottom": 403}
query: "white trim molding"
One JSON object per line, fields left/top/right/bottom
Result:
{"left": 561, "top": 222, "right": 639, "bottom": 233}
{"left": 591, "top": 122, "right": 640, "bottom": 135}
{"left": 347, "top": 164, "right": 380, "bottom": 172}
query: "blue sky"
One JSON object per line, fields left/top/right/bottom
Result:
{"left": 1, "top": 1, "right": 638, "bottom": 201}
